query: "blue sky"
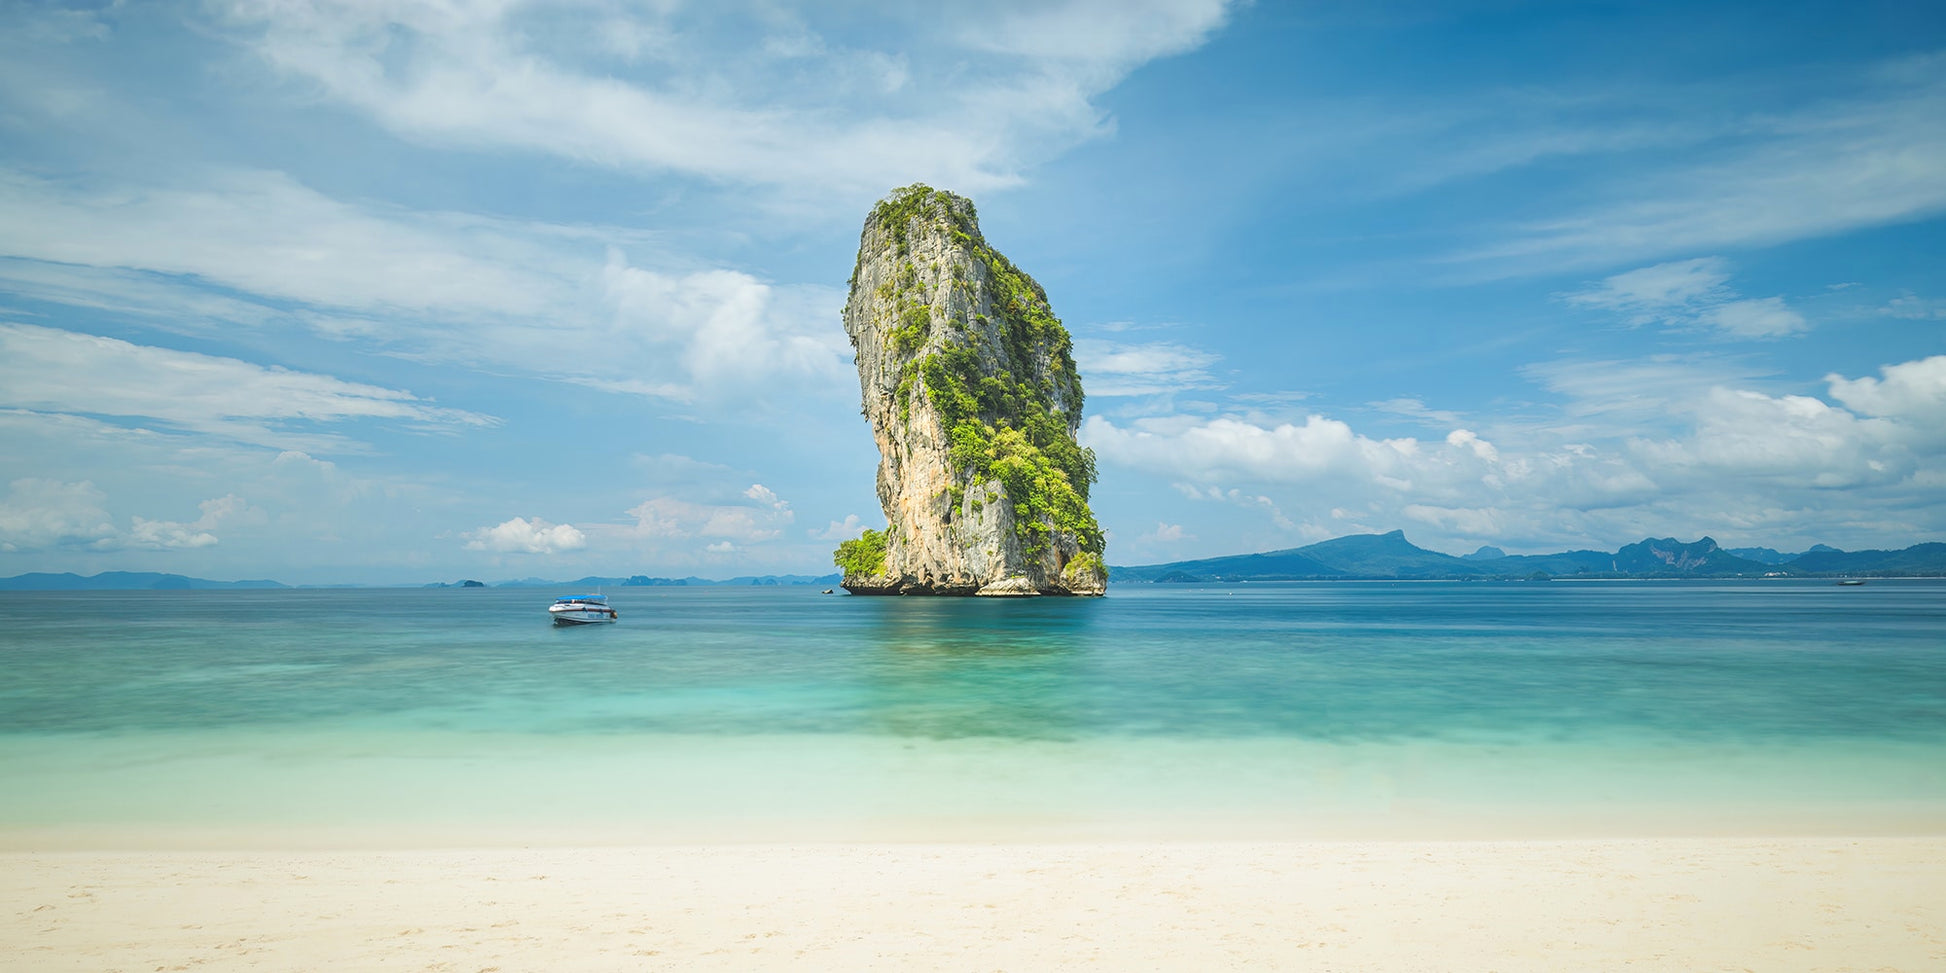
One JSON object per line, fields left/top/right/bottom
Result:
{"left": 1, "top": 0, "right": 1942, "bottom": 584}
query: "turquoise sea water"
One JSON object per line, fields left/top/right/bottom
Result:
{"left": 2, "top": 581, "right": 1943, "bottom": 843}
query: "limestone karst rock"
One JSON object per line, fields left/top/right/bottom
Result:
{"left": 834, "top": 186, "right": 1106, "bottom": 597}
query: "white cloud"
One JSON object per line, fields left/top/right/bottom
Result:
{"left": 744, "top": 483, "right": 787, "bottom": 508}
{"left": 600, "top": 257, "right": 850, "bottom": 400}
{"left": 1880, "top": 292, "right": 1946, "bottom": 319}
{"left": 1459, "top": 56, "right": 1946, "bottom": 271}
{"left": 624, "top": 490, "right": 795, "bottom": 544}
{"left": 214, "top": 0, "right": 1236, "bottom": 200}
{"left": 1566, "top": 257, "right": 1807, "bottom": 338}
{"left": 126, "top": 518, "right": 217, "bottom": 550}
{"left": 812, "top": 514, "right": 868, "bottom": 541}
{"left": 1144, "top": 521, "right": 1191, "bottom": 543}
{"left": 1445, "top": 429, "right": 1499, "bottom": 462}
{"left": 0, "top": 168, "right": 853, "bottom": 409}
{"left": 1369, "top": 398, "right": 1461, "bottom": 425}
{"left": 1088, "top": 352, "right": 1946, "bottom": 552}
{"left": 1569, "top": 257, "right": 1732, "bottom": 313}
{"left": 1073, "top": 338, "right": 1222, "bottom": 396}
{"left": 0, "top": 479, "right": 261, "bottom": 553}
{"left": 1401, "top": 504, "right": 1504, "bottom": 537}
{"left": 1827, "top": 355, "right": 1946, "bottom": 426}
{"left": 1086, "top": 413, "right": 1472, "bottom": 491}
{"left": 1700, "top": 297, "right": 1807, "bottom": 338}
{"left": 1171, "top": 484, "right": 1297, "bottom": 531}
{"left": 0, "top": 259, "right": 292, "bottom": 333}
{"left": 0, "top": 2, "right": 1234, "bottom": 417}
{"left": 126, "top": 494, "right": 258, "bottom": 551}
{"left": 1630, "top": 389, "right": 1902, "bottom": 487}
{"left": 971, "top": 0, "right": 1232, "bottom": 64}
{"left": 0, "top": 323, "right": 494, "bottom": 451}
{"left": 0, "top": 406, "right": 465, "bottom": 579}
{"left": 464, "top": 517, "right": 587, "bottom": 555}
{"left": 0, "top": 478, "right": 115, "bottom": 552}
{"left": 1520, "top": 355, "right": 1771, "bottom": 422}
{"left": 0, "top": 168, "right": 563, "bottom": 318}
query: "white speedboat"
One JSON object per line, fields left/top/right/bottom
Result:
{"left": 549, "top": 594, "right": 618, "bottom": 625}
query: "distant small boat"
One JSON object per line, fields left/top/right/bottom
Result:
{"left": 549, "top": 594, "right": 618, "bottom": 625}
{"left": 1836, "top": 579, "right": 1866, "bottom": 586}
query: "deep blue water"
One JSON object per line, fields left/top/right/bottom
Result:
{"left": 2, "top": 581, "right": 1943, "bottom": 836}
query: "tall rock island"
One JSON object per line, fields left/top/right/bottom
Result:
{"left": 834, "top": 185, "right": 1106, "bottom": 596}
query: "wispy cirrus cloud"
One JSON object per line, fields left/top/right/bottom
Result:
{"left": 0, "top": 0, "right": 1240, "bottom": 424}
{"left": 0, "top": 168, "right": 570, "bottom": 318}
{"left": 621, "top": 484, "right": 796, "bottom": 546}
{"left": 0, "top": 168, "right": 852, "bottom": 406}
{"left": 0, "top": 323, "right": 493, "bottom": 451}
{"left": 1880, "top": 292, "right": 1946, "bottom": 320}
{"left": 1451, "top": 53, "right": 1946, "bottom": 273}
{"left": 214, "top": 0, "right": 1237, "bottom": 202}
{"left": 1368, "top": 398, "right": 1461, "bottom": 426}
{"left": 1073, "top": 338, "right": 1223, "bottom": 397}
{"left": 1565, "top": 256, "right": 1808, "bottom": 338}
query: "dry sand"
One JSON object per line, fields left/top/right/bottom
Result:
{"left": 5, "top": 837, "right": 1943, "bottom": 971}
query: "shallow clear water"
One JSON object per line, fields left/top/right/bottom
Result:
{"left": 2, "top": 581, "right": 1943, "bottom": 839}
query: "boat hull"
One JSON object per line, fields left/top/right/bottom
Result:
{"left": 550, "top": 611, "right": 616, "bottom": 625}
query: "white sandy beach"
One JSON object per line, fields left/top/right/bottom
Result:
{"left": 5, "top": 836, "right": 1943, "bottom": 971}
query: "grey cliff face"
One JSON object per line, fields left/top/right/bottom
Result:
{"left": 839, "top": 186, "right": 1106, "bottom": 597}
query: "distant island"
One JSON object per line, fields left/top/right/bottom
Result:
{"left": 0, "top": 572, "right": 291, "bottom": 591}
{"left": 1113, "top": 531, "right": 1946, "bottom": 581}
{"left": 0, "top": 572, "right": 843, "bottom": 592}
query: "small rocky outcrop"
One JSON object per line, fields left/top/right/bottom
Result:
{"left": 834, "top": 186, "right": 1106, "bottom": 597}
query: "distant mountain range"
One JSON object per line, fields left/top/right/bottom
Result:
{"left": 0, "top": 572, "right": 289, "bottom": 591}
{"left": 8, "top": 536, "right": 1938, "bottom": 591}
{"left": 1112, "top": 531, "right": 1946, "bottom": 581}
{"left": 0, "top": 571, "right": 844, "bottom": 591}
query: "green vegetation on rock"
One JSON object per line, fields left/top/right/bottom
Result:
{"left": 869, "top": 185, "right": 1101, "bottom": 560}
{"left": 834, "top": 184, "right": 1106, "bottom": 584}
{"left": 833, "top": 528, "right": 887, "bottom": 576}
{"left": 1063, "top": 552, "right": 1107, "bottom": 584}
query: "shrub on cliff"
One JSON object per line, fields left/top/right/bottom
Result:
{"left": 833, "top": 528, "right": 888, "bottom": 576}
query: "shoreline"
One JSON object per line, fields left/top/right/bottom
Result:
{"left": 7, "top": 837, "right": 1942, "bottom": 971}
{"left": 4, "top": 798, "right": 1946, "bottom": 852}
{"left": 8, "top": 730, "right": 1943, "bottom": 851}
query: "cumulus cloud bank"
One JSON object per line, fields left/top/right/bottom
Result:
{"left": 465, "top": 517, "right": 588, "bottom": 555}
{"left": 1085, "top": 352, "right": 1946, "bottom": 551}
{"left": 0, "top": 479, "right": 116, "bottom": 552}
{"left": 0, "top": 479, "right": 256, "bottom": 553}
{"left": 1826, "top": 354, "right": 1946, "bottom": 425}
